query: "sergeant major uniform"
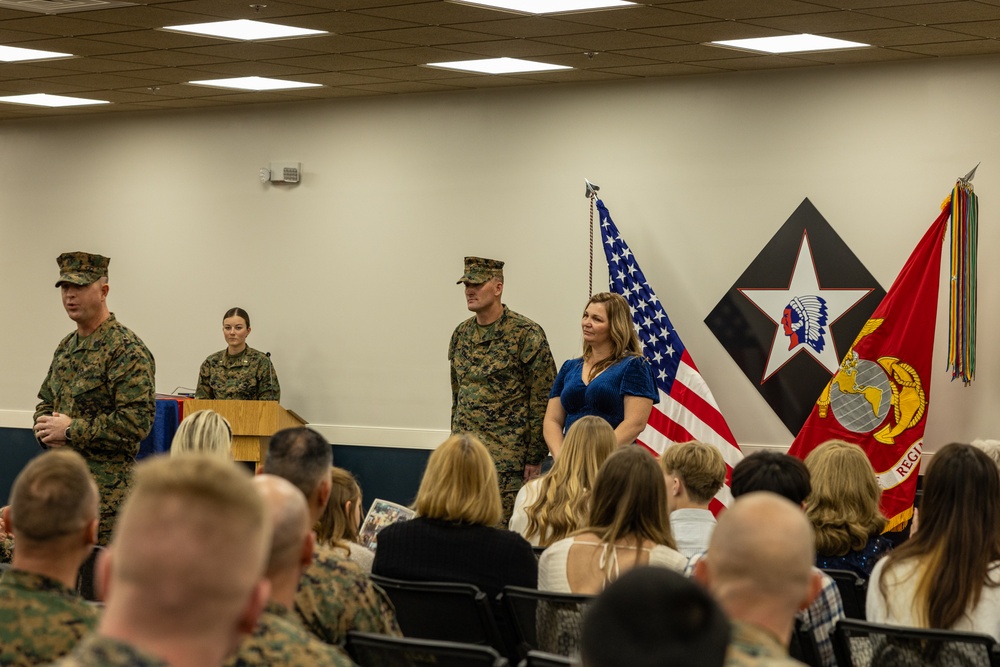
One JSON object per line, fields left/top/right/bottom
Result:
{"left": 34, "top": 252, "right": 156, "bottom": 546}
{"left": 449, "top": 257, "right": 556, "bottom": 523}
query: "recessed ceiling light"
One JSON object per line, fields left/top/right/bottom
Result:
{"left": 0, "top": 93, "right": 108, "bottom": 107}
{"left": 188, "top": 76, "right": 323, "bottom": 91}
{"left": 164, "top": 19, "right": 326, "bottom": 41}
{"left": 427, "top": 57, "right": 572, "bottom": 74}
{"left": 451, "top": 0, "right": 635, "bottom": 13}
{"left": 0, "top": 45, "right": 73, "bottom": 62}
{"left": 710, "top": 34, "right": 869, "bottom": 54}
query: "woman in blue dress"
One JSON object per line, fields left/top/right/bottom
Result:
{"left": 543, "top": 292, "right": 658, "bottom": 458}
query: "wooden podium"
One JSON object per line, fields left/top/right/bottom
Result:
{"left": 182, "top": 400, "right": 306, "bottom": 462}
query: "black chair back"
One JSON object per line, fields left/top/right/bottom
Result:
{"left": 823, "top": 568, "right": 868, "bottom": 620}
{"left": 77, "top": 545, "right": 105, "bottom": 601}
{"left": 371, "top": 575, "right": 507, "bottom": 654}
{"left": 789, "top": 616, "right": 823, "bottom": 667}
{"left": 500, "top": 585, "right": 593, "bottom": 660}
{"left": 833, "top": 618, "right": 1000, "bottom": 667}
{"left": 346, "top": 631, "right": 509, "bottom": 667}
{"left": 519, "top": 650, "right": 577, "bottom": 666}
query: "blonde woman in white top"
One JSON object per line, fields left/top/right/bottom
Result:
{"left": 510, "top": 416, "right": 617, "bottom": 547}
{"left": 538, "top": 446, "right": 687, "bottom": 594}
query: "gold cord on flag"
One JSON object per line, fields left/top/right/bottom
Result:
{"left": 947, "top": 170, "right": 979, "bottom": 386}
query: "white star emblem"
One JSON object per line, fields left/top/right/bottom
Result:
{"left": 740, "top": 230, "right": 872, "bottom": 381}
{"left": 665, "top": 344, "right": 675, "bottom": 356}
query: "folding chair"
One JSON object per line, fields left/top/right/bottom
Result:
{"left": 833, "top": 618, "right": 1000, "bottom": 667}
{"left": 370, "top": 575, "right": 507, "bottom": 655}
{"left": 500, "top": 585, "right": 593, "bottom": 659}
{"left": 346, "top": 630, "right": 509, "bottom": 667}
{"left": 518, "top": 649, "right": 577, "bottom": 667}
{"left": 822, "top": 568, "right": 868, "bottom": 620}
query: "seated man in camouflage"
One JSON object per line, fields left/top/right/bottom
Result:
{"left": 226, "top": 475, "right": 355, "bottom": 667}
{"left": 52, "top": 456, "right": 271, "bottom": 667}
{"left": 262, "top": 427, "right": 400, "bottom": 645}
{"left": 0, "top": 450, "right": 100, "bottom": 666}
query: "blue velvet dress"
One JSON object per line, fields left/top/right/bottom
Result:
{"left": 549, "top": 355, "right": 658, "bottom": 434}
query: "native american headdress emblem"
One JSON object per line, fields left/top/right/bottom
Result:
{"left": 781, "top": 295, "right": 829, "bottom": 353}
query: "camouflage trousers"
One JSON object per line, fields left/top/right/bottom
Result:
{"left": 497, "top": 470, "right": 525, "bottom": 527}
{"left": 88, "top": 458, "right": 134, "bottom": 546}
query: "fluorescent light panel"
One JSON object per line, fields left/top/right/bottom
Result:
{"left": 711, "top": 34, "right": 869, "bottom": 54}
{"left": 453, "top": 0, "right": 635, "bottom": 13}
{"left": 189, "top": 76, "right": 322, "bottom": 91}
{"left": 428, "top": 57, "right": 571, "bottom": 74}
{"left": 164, "top": 19, "right": 325, "bottom": 41}
{"left": 0, "top": 45, "right": 73, "bottom": 62}
{"left": 0, "top": 93, "right": 107, "bottom": 107}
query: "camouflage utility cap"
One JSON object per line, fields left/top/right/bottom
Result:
{"left": 457, "top": 257, "right": 504, "bottom": 285}
{"left": 55, "top": 252, "right": 109, "bottom": 287}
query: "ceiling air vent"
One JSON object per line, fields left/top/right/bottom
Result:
{"left": 0, "top": 0, "right": 134, "bottom": 14}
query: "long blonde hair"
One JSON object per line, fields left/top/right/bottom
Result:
{"left": 578, "top": 447, "right": 675, "bottom": 580}
{"left": 523, "top": 417, "right": 617, "bottom": 547}
{"left": 582, "top": 292, "right": 643, "bottom": 380}
{"left": 315, "top": 467, "right": 362, "bottom": 554}
{"left": 415, "top": 434, "right": 503, "bottom": 526}
{"left": 804, "top": 440, "right": 886, "bottom": 556}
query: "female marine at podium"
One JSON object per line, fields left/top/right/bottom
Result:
{"left": 195, "top": 307, "right": 280, "bottom": 401}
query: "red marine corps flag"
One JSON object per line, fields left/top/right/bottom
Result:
{"left": 788, "top": 179, "right": 979, "bottom": 531}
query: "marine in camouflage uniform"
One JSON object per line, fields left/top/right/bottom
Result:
{"left": 294, "top": 545, "right": 401, "bottom": 646}
{"left": 0, "top": 536, "right": 11, "bottom": 564}
{"left": 449, "top": 257, "right": 556, "bottom": 523}
{"left": 226, "top": 599, "right": 356, "bottom": 667}
{"left": 0, "top": 569, "right": 100, "bottom": 666}
{"left": 46, "top": 634, "right": 168, "bottom": 667}
{"left": 725, "top": 621, "right": 807, "bottom": 667}
{"left": 34, "top": 252, "right": 156, "bottom": 546}
{"left": 195, "top": 347, "right": 280, "bottom": 400}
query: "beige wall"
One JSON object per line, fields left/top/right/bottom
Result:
{"left": 2, "top": 53, "right": 998, "bottom": 451}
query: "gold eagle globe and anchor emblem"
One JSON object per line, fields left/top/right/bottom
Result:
{"left": 816, "top": 319, "right": 927, "bottom": 444}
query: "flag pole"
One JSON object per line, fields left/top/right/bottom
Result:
{"left": 585, "top": 179, "right": 600, "bottom": 299}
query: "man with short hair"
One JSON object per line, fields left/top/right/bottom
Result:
{"left": 53, "top": 455, "right": 271, "bottom": 666}
{"left": 695, "top": 492, "right": 823, "bottom": 667}
{"left": 262, "top": 427, "right": 400, "bottom": 645}
{"left": 0, "top": 450, "right": 100, "bottom": 666}
{"left": 710, "top": 451, "right": 841, "bottom": 667}
{"left": 659, "top": 440, "right": 727, "bottom": 557}
{"left": 581, "top": 566, "right": 729, "bottom": 667}
{"left": 34, "top": 251, "right": 156, "bottom": 546}
{"left": 450, "top": 256, "right": 556, "bottom": 522}
{"left": 226, "top": 475, "right": 355, "bottom": 666}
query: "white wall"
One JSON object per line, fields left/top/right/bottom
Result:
{"left": 2, "top": 53, "right": 998, "bottom": 452}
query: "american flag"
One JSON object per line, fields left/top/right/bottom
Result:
{"left": 598, "top": 198, "right": 743, "bottom": 511}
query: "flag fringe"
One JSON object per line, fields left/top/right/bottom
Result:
{"left": 947, "top": 180, "right": 978, "bottom": 385}
{"left": 882, "top": 505, "right": 914, "bottom": 534}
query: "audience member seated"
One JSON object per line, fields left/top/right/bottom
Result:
{"left": 372, "top": 433, "right": 537, "bottom": 600}
{"left": 0, "top": 514, "right": 11, "bottom": 564}
{"left": 262, "top": 427, "right": 400, "bottom": 645}
{"left": 315, "top": 467, "right": 375, "bottom": 573}
{"left": 538, "top": 447, "right": 686, "bottom": 594}
{"left": 581, "top": 566, "right": 729, "bottom": 667}
{"left": 720, "top": 451, "right": 844, "bottom": 667}
{"left": 169, "top": 409, "right": 233, "bottom": 460}
{"left": 510, "top": 416, "right": 617, "bottom": 547}
{"left": 225, "top": 475, "right": 355, "bottom": 666}
{"left": 658, "top": 440, "right": 726, "bottom": 557}
{"left": 971, "top": 439, "right": 1000, "bottom": 469}
{"left": 0, "top": 450, "right": 100, "bottom": 666}
{"left": 868, "top": 443, "right": 1000, "bottom": 639}
{"left": 50, "top": 456, "right": 271, "bottom": 667}
{"left": 804, "top": 440, "right": 891, "bottom": 578}
{"left": 694, "top": 492, "right": 822, "bottom": 667}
